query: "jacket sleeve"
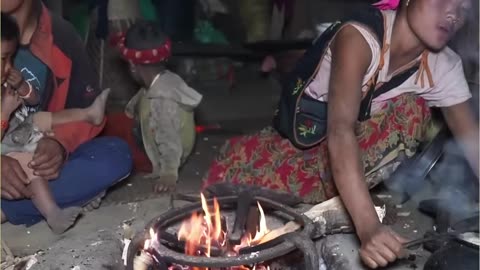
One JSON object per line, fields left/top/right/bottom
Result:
{"left": 49, "top": 14, "right": 105, "bottom": 153}
{"left": 150, "top": 98, "right": 183, "bottom": 178}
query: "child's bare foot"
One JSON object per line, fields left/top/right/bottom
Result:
{"left": 47, "top": 207, "right": 82, "bottom": 234}
{"left": 87, "top": 88, "right": 111, "bottom": 125}
{"left": 155, "top": 174, "right": 177, "bottom": 193}
{"left": 144, "top": 174, "right": 177, "bottom": 194}
{"left": 154, "top": 182, "right": 177, "bottom": 193}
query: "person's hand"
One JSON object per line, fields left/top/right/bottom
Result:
{"left": 29, "top": 137, "right": 66, "bottom": 180}
{"left": 359, "top": 224, "right": 407, "bottom": 268}
{"left": 6, "top": 68, "right": 25, "bottom": 90}
{"left": 7, "top": 68, "right": 31, "bottom": 98}
{"left": 1, "top": 86, "right": 22, "bottom": 118}
{"left": 1, "top": 155, "right": 31, "bottom": 200}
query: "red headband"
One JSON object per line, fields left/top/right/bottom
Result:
{"left": 110, "top": 32, "right": 172, "bottom": 64}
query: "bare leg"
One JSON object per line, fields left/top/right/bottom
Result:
{"left": 6, "top": 152, "right": 82, "bottom": 234}
{"left": 84, "top": 88, "right": 111, "bottom": 125}
{"left": 29, "top": 177, "right": 82, "bottom": 234}
{"left": 32, "top": 89, "right": 111, "bottom": 130}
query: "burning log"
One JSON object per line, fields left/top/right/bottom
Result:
{"left": 245, "top": 205, "right": 260, "bottom": 242}
{"left": 229, "top": 191, "right": 254, "bottom": 245}
{"left": 160, "top": 232, "right": 224, "bottom": 257}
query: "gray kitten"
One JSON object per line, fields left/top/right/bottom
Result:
{"left": 1, "top": 115, "right": 44, "bottom": 154}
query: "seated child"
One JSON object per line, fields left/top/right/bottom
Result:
{"left": 111, "top": 21, "right": 203, "bottom": 193}
{"left": 1, "top": 13, "right": 110, "bottom": 234}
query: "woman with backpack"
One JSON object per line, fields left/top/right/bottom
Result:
{"left": 203, "top": 0, "right": 478, "bottom": 268}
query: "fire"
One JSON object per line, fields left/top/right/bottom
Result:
{"left": 178, "top": 194, "right": 226, "bottom": 259}
{"left": 252, "top": 202, "right": 269, "bottom": 243}
{"left": 234, "top": 202, "right": 270, "bottom": 253}
{"left": 175, "top": 193, "right": 270, "bottom": 270}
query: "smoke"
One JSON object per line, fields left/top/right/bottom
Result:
{"left": 384, "top": 134, "right": 478, "bottom": 225}
{"left": 427, "top": 139, "right": 479, "bottom": 221}
{"left": 382, "top": 1, "right": 480, "bottom": 229}
{"left": 424, "top": 3, "right": 480, "bottom": 223}
{"left": 449, "top": 0, "right": 479, "bottom": 90}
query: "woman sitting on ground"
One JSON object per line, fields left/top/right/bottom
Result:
{"left": 202, "top": 0, "right": 478, "bottom": 268}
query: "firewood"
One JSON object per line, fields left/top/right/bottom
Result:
{"left": 259, "top": 197, "right": 346, "bottom": 243}
{"left": 259, "top": 196, "right": 387, "bottom": 243}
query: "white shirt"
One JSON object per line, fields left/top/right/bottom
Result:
{"left": 304, "top": 10, "right": 472, "bottom": 112}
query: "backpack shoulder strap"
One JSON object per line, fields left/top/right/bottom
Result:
{"left": 286, "top": 6, "right": 386, "bottom": 97}
{"left": 358, "top": 63, "right": 420, "bottom": 121}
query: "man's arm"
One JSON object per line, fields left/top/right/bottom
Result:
{"left": 441, "top": 101, "right": 479, "bottom": 177}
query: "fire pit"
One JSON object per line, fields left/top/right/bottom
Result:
{"left": 125, "top": 184, "right": 321, "bottom": 270}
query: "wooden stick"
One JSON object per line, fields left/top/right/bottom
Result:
{"left": 259, "top": 196, "right": 347, "bottom": 243}
{"left": 403, "top": 232, "right": 457, "bottom": 249}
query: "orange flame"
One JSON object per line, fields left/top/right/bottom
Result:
{"left": 175, "top": 193, "right": 271, "bottom": 269}
{"left": 252, "top": 202, "right": 270, "bottom": 244}
{"left": 178, "top": 211, "right": 205, "bottom": 256}
{"left": 234, "top": 202, "right": 270, "bottom": 253}
{"left": 213, "top": 197, "right": 222, "bottom": 240}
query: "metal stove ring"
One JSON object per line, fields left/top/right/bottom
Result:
{"left": 128, "top": 195, "right": 316, "bottom": 269}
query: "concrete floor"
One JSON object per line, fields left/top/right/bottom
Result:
{"left": 1, "top": 63, "right": 439, "bottom": 270}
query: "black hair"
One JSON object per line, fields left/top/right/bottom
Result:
{"left": 1, "top": 12, "right": 20, "bottom": 42}
{"left": 125, "top": 21, "right": 168, "bottom": 50}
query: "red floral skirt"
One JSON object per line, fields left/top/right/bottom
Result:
{"left": 202, "top": 94, "right": 434, "bottom": 203}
